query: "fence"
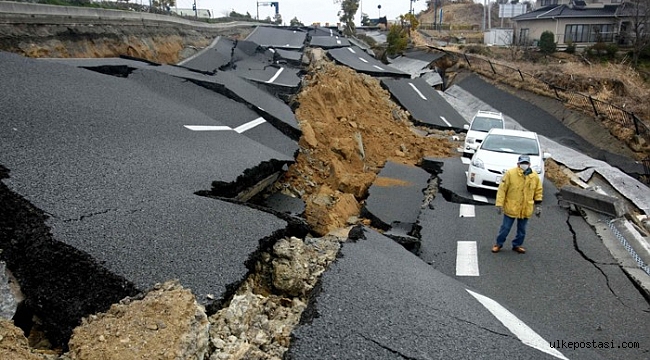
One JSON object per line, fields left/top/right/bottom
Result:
{"left": 460, "top": 53, "right": 650, "bottom": 184}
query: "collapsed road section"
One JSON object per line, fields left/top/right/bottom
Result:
{"left": 0, "top": 24, "right": 465, "bottom": 356}
{"left": 0, "top": 50, "right": 302, "bottom": 348}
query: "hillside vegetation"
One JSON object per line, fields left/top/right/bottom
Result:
{"left": 416, "top": 0, "right": 650, "bottom": 159}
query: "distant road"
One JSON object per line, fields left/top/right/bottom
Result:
{"left": 0, "top": 1, "right": 258, "bottom": 28}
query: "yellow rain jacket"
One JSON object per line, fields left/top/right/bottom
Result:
{"left": 495, "top": 166, "right": 543, "bottom": 219}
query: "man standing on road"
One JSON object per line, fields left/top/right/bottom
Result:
{"left": 492, "top": 155, "right": 543, "bottom": 254}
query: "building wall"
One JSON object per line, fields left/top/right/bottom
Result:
{"left": 516, "top": 17, "right": 618, "bottom": 46}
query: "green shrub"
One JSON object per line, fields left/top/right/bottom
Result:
{"left": 565, "top": 40, "right": 576, "bottom": 54}
{"left": 539, "top": 31, "right": 556, "bottom": 55}
{"left": 386, "top": 25, "right": 408, "bottom": 56}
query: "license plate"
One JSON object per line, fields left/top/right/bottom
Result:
{"left": 496, "top": 175, "right": 502, "bottom": 184}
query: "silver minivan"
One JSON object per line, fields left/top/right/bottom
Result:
{"left": 463, "top": 110, "right": 505, "bottom": 158}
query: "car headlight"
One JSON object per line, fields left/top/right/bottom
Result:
{"left": 471, "top": 158, "right": 484, "bottom": 169}
{"left": 466, "top": 137, "right": 475, "bottom": 144}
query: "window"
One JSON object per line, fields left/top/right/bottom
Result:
{"left": 564, "top": 24, "right": 615, "bottom": 43}
{"left": 539, "top": 0, "right": 559, "bottom": 6}
{"left": 518, "top": 28, "right": 529, "bottom": 45}
{"left": 471, "top": 117, "right": 504, "bottom": 132}
{"left": 481, "top": 135, "right": 539, "bottom": 155}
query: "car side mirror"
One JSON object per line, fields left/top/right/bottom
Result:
{"left": 463, "top": 124, "right": 469, "bottom": 130}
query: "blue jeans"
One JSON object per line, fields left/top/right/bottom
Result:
{"left": 495, "top": 215, "right": 529, "bottom": 248}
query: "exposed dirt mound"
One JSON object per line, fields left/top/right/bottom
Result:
{"left": 277, "top": 49, "right": 456, "bottom": 236}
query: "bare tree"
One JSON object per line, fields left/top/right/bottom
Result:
{"left": 622, "top": 0, "right": 650, "bottom": 67}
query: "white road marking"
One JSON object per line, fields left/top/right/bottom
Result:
{"left": 408, "top": 83, "right": 427, "bottom": 100}
{"left": 472, "top": 194, "right": 488, "bottom": 203}
{"left": 459, "top": 204, "right": 475, "bottom": 218}
{"left": 439, "top": 116, "right": 452, "bottom": 127}
{"left": 336, "top": 40, "right": 341, "bottom": 44}
{"left": 347, "top": 47, "right": 356, "bottom": 53}
{"left": 466, "top": 289, "right": 569, "bottom": 360}
{"left": 359, "top": 57, "right": 368, "bottom": 63}
{"left": 234, "top": 117, "right": 266, "bottom": 133}
{"left": 185, "top": 118, "right": 266, "bottom": 134}
{"left": 461, "top": 157, "right": 471, "bottom": 165}
{"left": 456, "top": 241, "right": 479, "bottom": 276}
{"left": 372, "top": 65, "right": 384, "bottom": 70}
{"left": 266, "top": 67, "right": 284, "bottom": 83}
{"left": 183, "top": 125, "right": 232, "bottom": 131}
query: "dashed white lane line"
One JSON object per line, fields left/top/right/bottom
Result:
{"left": 266, "top": 68, "right": 284, "bottom": 83}
{"left": 466, "top": 289, "right": 569, "bottom": 360}
{"left": 408, "top": 82, "right": 427, "bottom": 100}
{"left": 456, "top": 241, "right": 479, "bottom": 276}
{"left": 183, "top": 125, "right": 231, "bottom": 131}
{"left": 439, "top": 116, "right": 452, "bottom": 127}
{"left": 184, "top": 117, "right": 267, "bottom": 134}
{"left": 472, "top": 194, "right": 488, "bottom": 203}
{"left": 459, "top": 204, "right": 475, "bottom": 218}
{"left": 233, "top": 118, "right": 266, "bottom": 133}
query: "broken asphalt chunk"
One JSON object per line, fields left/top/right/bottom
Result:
{"left": 361, "top": 161, "right": 431, "bottom": 253}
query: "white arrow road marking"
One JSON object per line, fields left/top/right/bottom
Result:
{"left": 184, "top": 118, "right": 266, "bottom": 134}
{"left": 439, "top": 116, "right": 452, "bottom": 127}
{"left": 183, "top": 125, "right": 231, "bottom": 131}
{"left": 459, "top": 204, "right": 475, "bottom": 218}
{"left": 234, "top": 118, "right": 266, "bottom": 133}
{"left": 466, "top": 289, "right": 569, "bottom": 360}
{"left": 456, "top": 241, "right": 479, "bottom": 276}
{"left": 266, "top": 67, "right": 284, "bottom": 83}
{"left": 408, "top": 83, "right": 427, "bottom": 100}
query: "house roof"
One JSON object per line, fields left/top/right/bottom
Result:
{"left": 512, "top": 4, "right": 623, "bottom": 21}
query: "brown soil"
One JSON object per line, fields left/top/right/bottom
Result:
{"left": 277, "top": 49, "right": 456, "bottom": 236}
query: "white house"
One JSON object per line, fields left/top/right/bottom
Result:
{"left": 512, "top": 0, "right": 644, "bottom": 47}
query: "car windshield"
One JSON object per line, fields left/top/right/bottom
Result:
{"left": 480, "top": 134, "right": 539, "bottom": 155}
{"left": 470, "top": 117, "right": 504, "bottom": 132}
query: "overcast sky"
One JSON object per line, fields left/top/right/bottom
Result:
{"left": 170, "top": 0, "right": 431, "bottom": 26}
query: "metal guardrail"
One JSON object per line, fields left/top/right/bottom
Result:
{"left": 459, "top": 53, "right": 650, "bottom": 184}
{"left": 609, "top": 220, "right": 650, "bottom": 276}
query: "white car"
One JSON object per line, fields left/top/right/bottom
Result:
{"left": 466, "top": 128, "right": 550, "bottom": 192}
{"left": 463, "top": 110, "right": 505, "bottom": 158}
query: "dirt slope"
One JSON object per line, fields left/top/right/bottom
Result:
{"left": 281, "top": 49, "right": 455, "bottom": 235}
